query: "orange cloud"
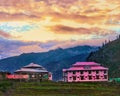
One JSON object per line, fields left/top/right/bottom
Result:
{"left": 0, "top": 12, "right": 40, "bottom": 21}
{"left": 48, "top": 25, "right": 116, "bottom": 36}
{"left": 0, "top": 0, "right": 119, "bottom": 25}
{"left": 45, "top": 12, "right": 107, "bottom": 25}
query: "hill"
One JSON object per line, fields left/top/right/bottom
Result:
{"left": 87, "top": 37, "right": 120, "bottom": 78}
{"left": 0, "top": 46, "right": 97, "bottom": 80}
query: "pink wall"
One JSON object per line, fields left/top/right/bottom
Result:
{"left": 63, "top": 62, "right": 108, "bottom": 82}
{"left": 65, "top": 70, "right": 108, "bottom": 82}
{"left": 48, "top": 73, "right": 52, "bottom": 80}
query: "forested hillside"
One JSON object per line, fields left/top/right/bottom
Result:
{"left": 87, "top": 37, "right": 120, "bottom": 78}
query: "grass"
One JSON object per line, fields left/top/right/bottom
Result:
{"left": 0, "top": 80, "right": 13, "bottom": 92}
{"left": 0, "top": 80, "right": 120, "bottom": 96}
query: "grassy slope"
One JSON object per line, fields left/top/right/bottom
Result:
{"left": 87, "top": 38, "right": 120, "bottom": 78}
{"left": 0, "top": 81, "right": 120, "bottom": 96}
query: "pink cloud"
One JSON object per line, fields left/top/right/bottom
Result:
{"left": 0, "top": 30, "right": 13, "bottom": 38}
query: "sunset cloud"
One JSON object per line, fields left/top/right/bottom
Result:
{"left": 48, "top": 25, "right": 116, "bottom": 36}
{"left": 0, "top": 0, "right": 120, "bottom": 58}
{"left": 0, "top": 30, "right": 13, "bottom": 38}
{"left": 0, "top": 0, "right": 119, "bottom": 24}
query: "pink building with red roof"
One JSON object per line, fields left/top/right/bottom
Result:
{"left": 63, "top": 62, "right": 108, "bottom": 82}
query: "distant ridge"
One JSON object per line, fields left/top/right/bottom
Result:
{"left": 0, "top": 45, "right": 98, "bottom": 80}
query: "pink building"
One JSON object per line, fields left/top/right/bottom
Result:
{"left": 63, "top": 62, "right": 108, "bottom": 82}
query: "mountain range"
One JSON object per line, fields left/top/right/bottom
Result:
{"left": 0, "top": 45, "right": 98, "bottom": 80}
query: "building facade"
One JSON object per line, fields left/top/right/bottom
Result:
{"left": 6, "top": 63, "right": 52, "bottom": 81}
{"left": 63, "top": 62, "right": 108, "bottom": 82}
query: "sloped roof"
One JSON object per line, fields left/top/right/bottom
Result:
{"left": 63, "top": 62, "right": 108, "bottom": 71}
{"left": 15, "top": 63, "right": 48, "bottom": 73}
{"left": 23, "top": 63, "right": 43, "bottom": 68}
{"left": 15, "top": 68, "right": 48, "bottom": 73}
{"left": 67, "top": 66, "right": 108, "bottom": 71}
{"left": 73, "top": 62, "right": 100, "bottom": 66}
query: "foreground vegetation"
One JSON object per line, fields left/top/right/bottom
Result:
{"left": 0, "top": 80, "right": 120, "bottom": 96}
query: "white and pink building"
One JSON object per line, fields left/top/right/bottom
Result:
{"left": 6, "top": 63, "right": 52, "bottom": 81}
{"left": 63, "top": 62, "right": 108, "bottom": 82}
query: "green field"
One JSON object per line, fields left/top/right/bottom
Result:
{"left": 0, "top": 80, "right": 120, "bottom": 96}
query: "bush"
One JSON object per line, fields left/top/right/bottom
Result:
{"left": 0, "top": 80, "right": 13, "bottom": 92}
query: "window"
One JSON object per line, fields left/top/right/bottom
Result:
{"left": 101, "top": 76, "right": 103, "bottom": 79}
{"left": 85, "top": 76, "right": 88, "bottom": 79}
{"left": 69, "top": 77, "right": 72, "bottom": 80}
{"left": 73, "top": 76, "right": 76, "bottom": 80}
{"left": 81, "top": 76, "right": 84, "bottom": 80}
{"left": 96, "top": 70, "right": 99, "bottom": 74}
{"left": 104, "top": 75, "right": 107, "bottom": 79}
{"left": 104, "top": 71, "right": 107, "bottom": 74}
{"left": 89, "top": 76, "right": 92, "bottom": 80}
{"left": 73, "top": 71, "right": 76, "bottom": 74}
{"left": 96, "top": 76, "right": 99, "bottom": 79}
{"left": 80, "top": 71, "right": 83, "bottom": 74}
{"left": 88, "top": 71, "right": 91, "bottom": 74}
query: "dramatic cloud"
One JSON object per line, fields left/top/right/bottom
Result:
{"left": 0, "top": 0, "right": 119, "bottom": 24}
{"left": 0, "top": 12, "right": 39, "bottom": 21}
{"left": 0, "top": 0, "right": 120, "bottom": 58}
{"left": 48, "top": 25, "right": 116, "bottom": 36}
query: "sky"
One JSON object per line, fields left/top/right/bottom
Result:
{"left": 0, "top": 0, "right": 120, "bottom": 59}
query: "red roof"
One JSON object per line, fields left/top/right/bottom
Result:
{"left": 63, "top": 62, "right": 108, "bottom": 71}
